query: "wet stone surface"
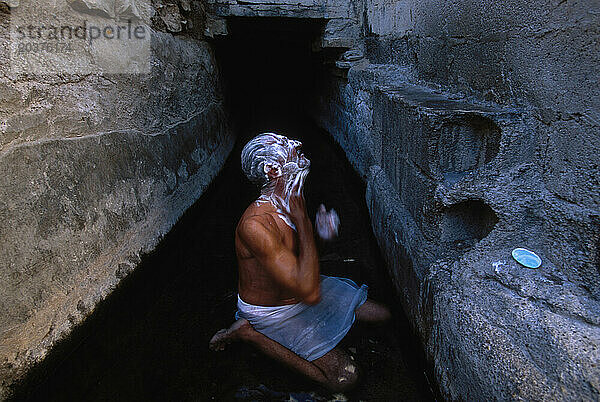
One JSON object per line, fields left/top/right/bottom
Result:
{"left": 12, "top": 121, "right": 434, "bottom": 401}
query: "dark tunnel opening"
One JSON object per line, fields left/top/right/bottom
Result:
{"left": 10, "top": 18, "right": 437, "bottom": 401}
{"left": 214, "top": 17, "right": 327, "bottom": 138}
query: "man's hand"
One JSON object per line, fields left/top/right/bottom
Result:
{"left": 316, "top": 204, "right": 340, "bottom": 241}
{"left": 288, "top": 192, "right": 309, "bottom": 227}
{"left": 287, "top": 177, "right": 311, "bottom": 228}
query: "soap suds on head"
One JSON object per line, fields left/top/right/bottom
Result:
{"left": 241, "top": 132, "right": 311, "bottom": 230}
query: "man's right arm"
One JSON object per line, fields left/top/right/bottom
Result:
{"left": 237, "top": 216, "right": 321, "bottom": 305}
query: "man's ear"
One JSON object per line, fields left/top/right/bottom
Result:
{"left": 264, "top": 162, "right": 282, "bottom": 179}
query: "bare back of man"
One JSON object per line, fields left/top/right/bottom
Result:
{"left": 236, "top": 200, "right": 304, "bottom": 307}
{"left": 209, "top": 194, "right": 391, "bottom": 392}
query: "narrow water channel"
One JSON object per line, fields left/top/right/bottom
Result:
{"left": 12, "top": 117, "right": 435, "bottom": 401}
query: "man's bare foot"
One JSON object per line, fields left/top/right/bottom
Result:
{"left": 209, "top": 318, "right": 252, "bottom": 351}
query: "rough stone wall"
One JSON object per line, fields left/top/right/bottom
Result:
{"left": 314, "top": 0, "right": 599, "bottom": 400}
{"left": 363, "top": 0, "right": 600, "bottom": 292}
{"left": 0, "top": 1, "right": 233, "bottom": 397}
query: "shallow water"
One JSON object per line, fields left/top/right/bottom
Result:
{"left": 12, "top": 120, "right": 435, "bottom": 401}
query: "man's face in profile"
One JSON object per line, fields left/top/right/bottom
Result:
{"left": 265, "top": 134, "right": 311, "bottom": 173}
{"left": 255, "top": 133, "right": 311, "bottom": 214}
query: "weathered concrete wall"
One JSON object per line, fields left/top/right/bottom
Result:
{"left": 0, "top": 1, "right": 233, "bottom": 397}
{"left": 362, "top": 0, "right": 600, "bottom": 294}
{"left": 313, "top": 0, "right": 600, "bottom": 400}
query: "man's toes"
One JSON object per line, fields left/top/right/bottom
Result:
{"left": 230, "top": 318, "right": 250, "bottom": 333}
{"left": 209, "top": 329, "right": 229, "bottom": 351}
{"left": 209, "top": 320, "right": 254, "bottom": 351}
{"left": 230, "top": 319, "right": 255, "bottom": 340}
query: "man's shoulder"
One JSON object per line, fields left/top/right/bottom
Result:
{"left": 237, "top": 213, "right": 284, "bottom": 258}
{"left": 237, "top": 210, "right": 280, "bottom": 239}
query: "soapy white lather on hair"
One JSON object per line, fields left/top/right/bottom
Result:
{"left": 241, "top": 133, "right": 311, "bottom": 230}
{"left": 242, "top": 133, "right": 340, "bottom": 238}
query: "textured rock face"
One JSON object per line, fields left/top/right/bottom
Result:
{"left": 362, "top": 0, "right": 600, "bottom": 293}
{"left": 0, "top": 2, "right": 233, "bottom": 397}
{"left": 314, "top": 1, "right": 600, "bottom": 399}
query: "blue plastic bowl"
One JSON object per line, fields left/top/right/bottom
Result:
{"left": 512, "top": 248, "right": 542, "bottom": 269}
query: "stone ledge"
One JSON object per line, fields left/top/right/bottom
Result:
{"left": 366, "top": 165, "right": 600, "bottom": 400}
{"left": 349, "top": 64, "right": 519, "bottom": 116}
{"left": 315, "top": 58, "right": 600, "bottom": 399}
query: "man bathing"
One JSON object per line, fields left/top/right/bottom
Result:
{"left": 209, "top": 133, "right": 391, "bottom": 391}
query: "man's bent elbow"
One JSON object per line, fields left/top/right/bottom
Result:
{"left": 302, "top": 288, "right": 321, "bottom": 305}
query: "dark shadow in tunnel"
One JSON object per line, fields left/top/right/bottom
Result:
{"left": 10, "top": 17, "right": 437, "bottom": 402}
{"left": 213, "top": 17, "right": 326, "bottom": 141}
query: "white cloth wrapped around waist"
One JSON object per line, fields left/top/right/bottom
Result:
{"left": 236, "top": 275, "right": 368, "bottom": 361}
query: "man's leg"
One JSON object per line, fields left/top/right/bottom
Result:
{"left": 312, "top": 346, "right": 358, "bottom": 391}
{"left": 209, "top": 319, "right": 357, "bottom": 392}
{"left": 355, "top": 299, "right": 391, "bottom": 323}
